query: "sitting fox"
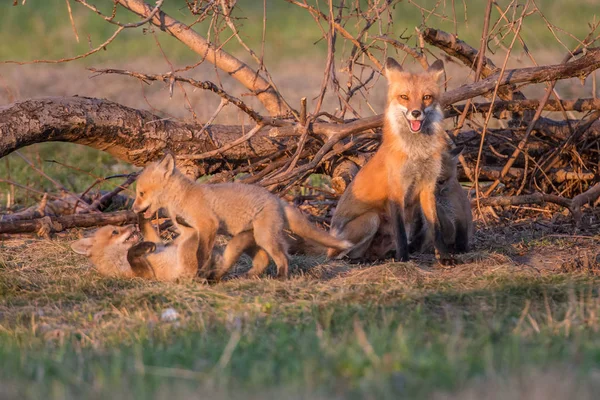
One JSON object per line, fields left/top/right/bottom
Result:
{"left": 132, "top": 154, "right": 352, "bottom": 280}
{"left": 362, "top": 146, "right": 473, "bottom": 260}
{"left": 71, "top": 214, "right": 215, "bottom": 281}
{"left": 328, "top": 57, "right": 453, "bottom": 264}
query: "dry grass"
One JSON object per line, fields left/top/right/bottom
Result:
{"left": 1, "top": 213, "right": 600, "bottom": 398}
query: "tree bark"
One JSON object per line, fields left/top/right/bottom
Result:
{"left": 0, "top": 97, "right": 301, "bottom": 179}
{"left": 0, "top": 210, "right": 137, "bottom": 235}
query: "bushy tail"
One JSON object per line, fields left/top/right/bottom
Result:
{"left": 282, "top": 203, "right": 352, "bottom": 251}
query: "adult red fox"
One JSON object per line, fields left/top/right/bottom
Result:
{"left": 328, "top": 57, "right": 453, "bottom": 265}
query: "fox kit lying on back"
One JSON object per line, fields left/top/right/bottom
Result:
{"left": 328, "top": 57, "right": 452, "bottom": 264}
{"left": 410, "top": 147, "right": 474, "bottom": 253}
{"left": 132, "top": 154, "right": 352, "bottom": 280}
{"left": 71, "top": 214, "right": 211, "bottom": 281}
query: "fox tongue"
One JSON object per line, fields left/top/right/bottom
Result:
{"left": 410, "top": 120, "right": 422, "bottom": 132}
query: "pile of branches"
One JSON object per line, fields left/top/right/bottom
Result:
{"left": 2, "top": 0, "right": 600, "bottom": 235}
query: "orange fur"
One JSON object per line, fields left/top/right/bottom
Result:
{"left": 329, "top": 58, "right": 453, "bottom": 264}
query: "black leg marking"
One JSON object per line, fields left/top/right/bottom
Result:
{"left": 390, "top": 202, "right": 409, "bottom": 262}
{"left": 175, "top": 215, "right": 193, "bottom": 228}
{"left": 408, "top": 212, "right": 426, "bottom": 254}
{"left": 454, "top": 220, "right": 470, "bottom": 254}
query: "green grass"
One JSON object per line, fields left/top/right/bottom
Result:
{"left": 1, "top": 235, "right": 600, "bottom": 399}
{"left": 1, "top": 0, "right": 598, "bottom": 65}
{"left": 0, "top": 143, "right": 136, "bottom": 209}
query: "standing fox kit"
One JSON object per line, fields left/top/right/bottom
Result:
{"left": 410, "top": 146, "right": 474, "bottom": 254}
{"left": 70, "top": 214, "right": 206, "bottom": 281}
{"left": 434, "top": 147, "right": 473, "bottom": 252}
{"left": 132, "top": 154, "right": 352, "bottom": 280}
{"left": 329, "top": 57, "right": 452, "bottom": 264}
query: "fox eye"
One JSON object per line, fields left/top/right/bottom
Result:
{"left": 139, "top": 191, "right": 144, "bottom": 198}
{"left": 112, "top": 230, "right": 119, "bottom": 236}
{"left": 399, "top": 95, "right": 409, "bottom": 100}
{"left": 423, "top": 94, "right": 432, "bottom": 101}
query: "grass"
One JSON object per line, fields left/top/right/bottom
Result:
{"left": 2, "top": 1, "right": 600, "bottom": 398}
{"left": 1, "top": 231, "right": 600, "bottom": 399}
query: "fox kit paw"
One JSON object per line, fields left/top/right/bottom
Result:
{"left": 130, "top": 241, "right": 157, "bottom": 255}
{"left": 436, "top": 252, "right": 456, "bottom": 267}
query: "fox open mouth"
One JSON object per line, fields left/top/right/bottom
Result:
{"left": 126, "top": 230, "right": 142, "bottom": 242}
{"left": 407, "top": 118, "right": 423, "bottom": 133}
{"left": 136, "top": 205, "right": 154, "bottom": 219}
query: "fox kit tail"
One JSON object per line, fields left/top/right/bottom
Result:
{"left": 282, "top": 203, "right": 352, "bottom": 251}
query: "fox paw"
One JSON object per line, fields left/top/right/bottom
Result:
{"left": 437, "top": 253, "right": 456, "bottom": 267}
{"left": 130, "top": 241, "right": 156, "bottom": 255}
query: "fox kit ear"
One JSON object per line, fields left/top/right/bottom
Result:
{"left": 157, "top": 153, "right": 176, "bottom": 179}
{"left": 449, "top": 146, "right": 464, "bottom": 159}
{"left": 384, "top": 57, "right": 403, "bottom": 77}
{"left": 427, "top": 59, "right": 445, "bottom": 84}
{"left": 71, "top": 238, "right": 94, "bottom": 256}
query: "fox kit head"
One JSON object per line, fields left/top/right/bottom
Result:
{"left": 71, "top": 225, "right": 137, "bottom": 257}
{"left": 437, "top": 146, "right": 463, "bottom": 194}
{"left": 133, "top": 153, "right": 176, "bottom": 218}
{"left": 384, "top": 58, "right": 444, "bottom": 135}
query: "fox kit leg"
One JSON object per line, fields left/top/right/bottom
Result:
{"left": 252, "top": 209, "right": 290, "bottom": 279}
{"left": 245, "top": 247, "right": 271, "bottom": 278}
{"left": 419, "top": 188, "right": 453, "bottom": 265}
{"left": 127, "top": 242, "right": 157, "bottom": 279}
{"left": 138, "top": 213, "right": 161, "bottom": 243}
{"left": 454, "top": 219, "right": 470, "bottom": 253}
{"left": 175, "top": 215, "right": 217, "bottom": 278}
{"left": 327, "top": 212, "right": 380, "bottom": 259}
{"left": 389, "top": 199, "right": 410, "bottom": 262}
{"left": 212, "top": 230, "right": 256, "bottom": 281}
{"left": 175, "top": 231, "right": 203, "bottom": 279}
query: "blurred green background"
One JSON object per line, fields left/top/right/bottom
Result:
{"left": 1, "top": 0, "right": 596, "bottom": 63}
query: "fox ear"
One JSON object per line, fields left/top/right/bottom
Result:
{"left": 384, "top": 57, "right": 403, "bottom": 77}
{"left": 449, "top": 146, "right": 464, "bottom": 159}
{"left": 157, "top": 153, "right": 176, "bottom": 179}
{"left": 427, "top": 59, "right": 445, "bottom": 83}
{"left": 71, "top": 238, "right": 94, "bottom": 256}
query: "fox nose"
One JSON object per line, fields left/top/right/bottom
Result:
{"left": 411, "top": 110, "right": 422, "bottom": 118}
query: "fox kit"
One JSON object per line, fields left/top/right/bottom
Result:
{"left": 71, "top": 214, "right": 209, "bottom": 281}
{"left": 328, "top": 57, "right": 452, "bottom": 264}
{"left": 410, "top": 147, "right": 473, "bottom": 253}
{"left": 132, "top": 154, "right": 352, "bottom": 280}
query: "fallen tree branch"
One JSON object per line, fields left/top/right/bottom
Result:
{"left": 0, "top": 97, "right": 301, "bottom": 180}
{"left": 476, "top": 184, "right": 600, "bottom": 226}
{"left": 0, "top": 210, "right": 137, "bottom": 236}
{"left": 446, "top": 98, "right": 600, "bottom": 117}
{"left": 442, "top": 47, "right": 600, "bottom": 106}
{"left": 475, "top": 193, "right": 572, "bottom": 209}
